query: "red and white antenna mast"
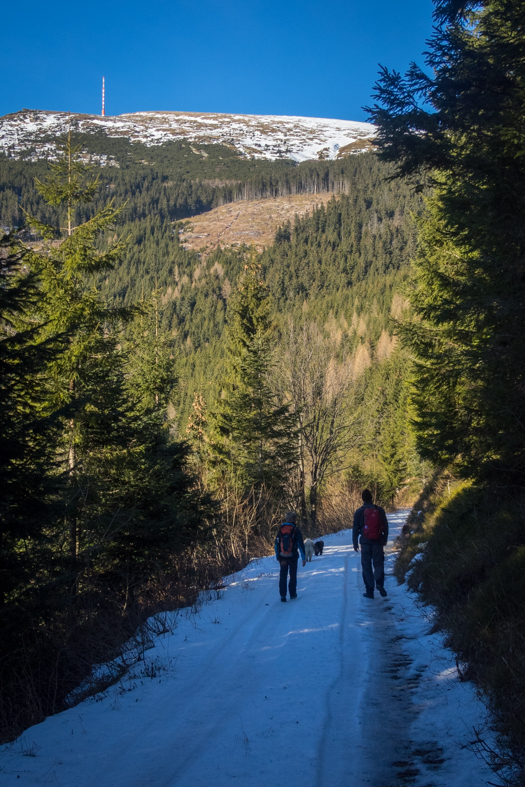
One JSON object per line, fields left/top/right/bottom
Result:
{"left": 101, "top": 76, "right": 105, "bottom": 117}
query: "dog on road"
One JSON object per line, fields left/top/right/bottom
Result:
{"left": 314, "top": 540, "right": 324, "bottom": 556}
{"left": 304, "top": 539, "right": 315, "bottom": 562}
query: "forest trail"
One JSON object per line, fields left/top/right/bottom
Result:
{"left": 1, "top": 513, "right": 493, "bottom": 787}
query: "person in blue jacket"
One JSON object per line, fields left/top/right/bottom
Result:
{"left": 274, "top": 511, "right": 306, "bottom": 602}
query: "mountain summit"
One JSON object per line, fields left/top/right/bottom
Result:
{"left": 0, "top": 109, "right": 375, "bottom": 162}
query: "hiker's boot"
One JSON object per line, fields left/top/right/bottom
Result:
{"left": 363, "top": 592, "right": 374, "bottom": 599}
{"left": 377, "top": 586, "right": 387, "bottom": 597}
{"left": 281, "top": 596, "right": 287, "bottom": 602}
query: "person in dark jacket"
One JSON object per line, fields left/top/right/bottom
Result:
{"left": 274, "top": 511, "right": 306, "bottom": 602}
{"left": 352, "top": 489, "right": 389, "bottom": 599}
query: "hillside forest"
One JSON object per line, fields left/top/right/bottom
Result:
{"left": 2, "top": 0, "right": 525, "bottom": 780}
{"left": 0, "top": 132, "right": 425, "bottom": 742}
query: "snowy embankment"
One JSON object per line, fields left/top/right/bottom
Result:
{"left": 0, "top": 512, "right": 494, "bottom": 787}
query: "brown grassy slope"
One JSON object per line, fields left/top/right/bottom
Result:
{"left": 179, "top": 193, "right": 339, "bottom": 257}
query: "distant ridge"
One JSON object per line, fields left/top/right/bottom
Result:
{"left": 0, "top": 109, "right": 376, "bottom": 163}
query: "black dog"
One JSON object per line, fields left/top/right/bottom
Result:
{"left": 314, "top": 540, "right": 324, "bottom": 556}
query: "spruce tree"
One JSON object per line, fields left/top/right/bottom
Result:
{"left": 24, "top": 133, "right": 129, "bottom": 583}
{"left": 366, "top": 0, "right": 525, "bottom": 481}
{"left": 125, "top": 285, "right": 175, "bottom": 411}
{"left": 377, "top": 363, "right": 410, "bottom": 505}
{"left": 0, "top": 231, "right": 62, "bottom": 608}
{"left": 210, "top": 259, "right": 297, "bottom": 493}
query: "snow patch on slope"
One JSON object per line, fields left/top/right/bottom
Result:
{"left": 0, "top": 108, "right": 376, "bottom": 162}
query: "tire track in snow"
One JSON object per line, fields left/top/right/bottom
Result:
{"left": 314, "top": 552, "right": 374, "bottom": 787}
{"left": 158, "top": 589, "right": 290, "bottom": 787}
{"left": 83, "top": 572, "right": 281, "bottom": 787}
{"left": 158, "top": 558, "right": 346, "bottom": 787}
{"left": 314, "top": 552, "right": 354, "bottom": 787}
{"left": 355, "top": 597, "right": 419, "bottom": 786}
{"left": 315, "top": 539, "right": 425, "bottom": 787}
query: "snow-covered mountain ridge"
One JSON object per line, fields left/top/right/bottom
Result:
{"left": 0, "top": 108, "right": 376, "bottom": 162}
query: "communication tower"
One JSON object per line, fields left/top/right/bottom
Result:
{"left": 102, "top": 77, "right": 105, "bottom": 117}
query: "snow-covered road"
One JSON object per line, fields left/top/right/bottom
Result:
{"left": 1, "top": 512, "right": 494, "bottom": 786}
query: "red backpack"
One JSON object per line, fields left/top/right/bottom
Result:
{"left": 278, "top": 524, "right": 296, "bottom": 557}
{"left": 363, "top": 506, "right": 382, "bottom": 541}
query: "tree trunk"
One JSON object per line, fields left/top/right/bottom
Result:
{"left": 298, "top": 426, "right": 307, "bottom": 527}
{"left": 309, "top": 482, "right": 318, "bottom": 532}
{"left": 68, "top": 378, "right": 79, "bottom": 600}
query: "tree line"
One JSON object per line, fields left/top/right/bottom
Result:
{"left": 1, "top": 134, "right": 411, "bottom": 228}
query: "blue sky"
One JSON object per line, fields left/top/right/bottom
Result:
{"left": 3, "top": 0, "right": 434, "bottom": 121}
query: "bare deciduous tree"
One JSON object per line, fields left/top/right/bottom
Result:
{"left": 276, "top": 320, "right": 364, "bottom": 531}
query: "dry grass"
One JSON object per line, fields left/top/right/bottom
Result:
{"left": 179, "top": 193, "right": 340, "bottom": 257}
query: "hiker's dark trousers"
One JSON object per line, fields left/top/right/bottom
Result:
{"left": 360, "top": 543, "right": 385, "bottom": 594}
{"left": 279, "top": 556, "right": 298, "bottom": 598}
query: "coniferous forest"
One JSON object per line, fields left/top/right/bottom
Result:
{"left": 0, "top": 137, "right": 424, "bottom": 741}
{"left": 2, "top": 0, "right": 525, "bottom": 779}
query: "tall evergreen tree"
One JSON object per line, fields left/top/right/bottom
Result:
{"left": 0, "top": 232, "right": 63, "bottom": 608}
{"left": 22, "top": 134, "right": 208, "bottom": 592}
{"left": 377, "top": 363, "right": 410, "bottom": 504}
{"left": 366, "top": 0, "right": 525, "bottom": 481}
{"left": 125, "top": 285, "right": 175, "bottom": 411}
{"left": 209, "top": 259, "right": 297, "bottom": 493}
{"left": 24, "top": 133, "right": 129, "bottom": 583}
